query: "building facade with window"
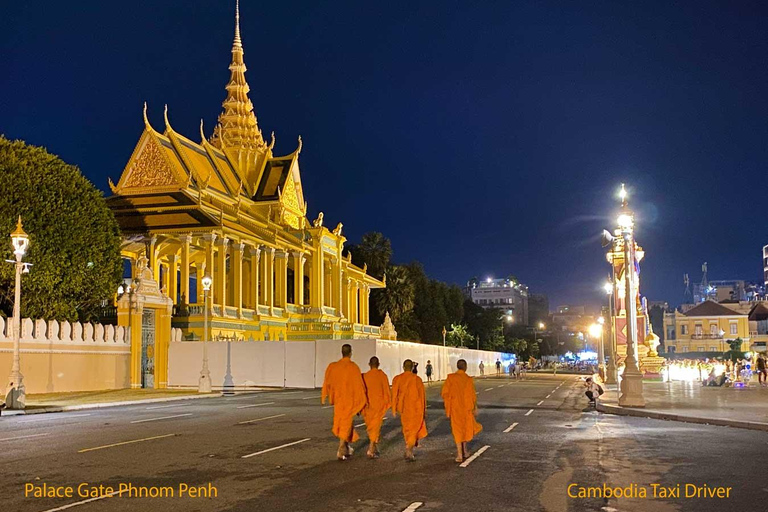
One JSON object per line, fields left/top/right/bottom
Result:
{"left": 466, "top": 277, "right": 529, "bottom": 325}
{"left": 663, "top": 301, "right": 749, "bottom": 354}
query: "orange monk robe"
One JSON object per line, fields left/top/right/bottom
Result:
{"left": 362, "top": 368, "right": 391, "bottom": 443}
{"left": 391, "top": 371, "right": 428, "bottom": 446}
{"left": 441, "top": 370, "right": 483, "bottom": 444}
{"left": 322, "top": 358, "right": 367, "bottom": 443}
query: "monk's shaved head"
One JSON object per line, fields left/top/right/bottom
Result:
{"left": 457, "top": 359, "right": 467, "bottom": 371}
{"left": 369, "top": 356, "right": 380, "bottom": 368}
{"left": 341, "top": 344, "right": 352, "bottom": 358}
{"left": 403, "top": 359, "right": 413, "bottom": 372}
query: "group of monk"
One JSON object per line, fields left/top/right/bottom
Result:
{"left": 321, "top": 343, "right": 482, "bottom": 463}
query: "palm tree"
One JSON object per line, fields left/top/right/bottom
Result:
{"left": 351, "top": 232, "right": 391, "bottom": 279}
{"left": 375, "top": 265, "right": 414, "bottom": 323}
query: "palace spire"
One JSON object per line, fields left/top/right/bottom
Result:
{"left": 210, "top": 0, "right": 267, "bottom": 154}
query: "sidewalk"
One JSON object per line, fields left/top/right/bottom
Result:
{"left": 1, "top": 388, "right": 231, "bottom": 416}
{"left": 597, "top": 380, "right": 768, "bottom": 432}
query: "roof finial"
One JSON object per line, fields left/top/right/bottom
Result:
{"left": 199, "top": 119, "right": 206, "bottom": 142}
{"left": 163, "top": 104, "right": 172, "bottom": 132}
{"left": 234, "top": 0, "right": 242, "bottom": 48}
{"left": 143, "top": 102, "right": 150, "bottom": 128}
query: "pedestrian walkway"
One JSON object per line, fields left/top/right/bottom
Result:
{"left": 597, "top": 380, "right": 768, "bottom": 431}
{"left": 1, "top": 388, "right": 225, "bottom": 416}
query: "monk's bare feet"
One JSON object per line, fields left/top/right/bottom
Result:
{"left": 347, "top": 446, "right": 354, "bottom": 457}
{"left": 405, "top": 447, "right": 415, "bottom": 461}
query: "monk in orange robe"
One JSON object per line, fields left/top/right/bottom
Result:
{"left": 321, "top": 344, "right": 367, "bottom": 460}
{"left": 441, "top": 358, "right": 483, "bottom": 462}
{"left": 362, "top": 356, "right": 391, "bottom": 459}
{"left": 391, "top": 359, "right": 427, "bottom": 461}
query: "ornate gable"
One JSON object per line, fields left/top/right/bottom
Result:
{"left": 114, "top": 130, "right": 188, "bottom": 194}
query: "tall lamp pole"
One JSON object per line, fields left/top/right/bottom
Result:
{"left": 591, "top": 318, "right": 606, "bottom": 380}
{"left": 199, "top": 274, "right": 213, "bottom": 393}
{"left": 603, "top": 281, "right": 617, "bottom": 384}
{"left": 442, "top": 326, "right": 447, "bottom": 347}
{"left": 5, "top": 217, "right": 30, "bottom": 409}
{"left": 615, "top": 184, "right": 645, "bottom": 407}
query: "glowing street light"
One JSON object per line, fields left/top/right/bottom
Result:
{"left": 199, "top": 274, "right": 213, "bottom": 393}
{"left": 5, "top": 217, "right": 30, "bottom": 409}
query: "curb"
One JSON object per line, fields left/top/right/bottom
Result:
{"left": 0, "top": 392, "right": 238, "bottom": 416}
{"left": 596, "top": 402, "right": 768, "bottom": 432}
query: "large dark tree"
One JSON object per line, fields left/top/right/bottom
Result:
{"left": 375, "top": 264, "right": 414, "bottom": 325}
{"left": 0, "top": 137, "right": 123, "bottom": 321}
{"left": 348, "top": 231, "right": 391, "bottom": 280}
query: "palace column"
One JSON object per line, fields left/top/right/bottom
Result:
{"left": 262, "top": 247, "right": 275, "bottom": 315}
{"left": 310, "top": 253, "right": 325, "bottom": 311}
{"left": 351, "top": 281, "right": 360, "bottom": 324}
{"left": 332, "top": 257, "right": 343, "bottom": 316}
{"left": 250, "top": 246, "right": 261, "bottom": 310}
{"left": 233, "top": 242, "right": 244, "bottom": 317}
{"left": 168, "top": 253, "right": 179, "bottom": 304}
{"left": 202, "top": 234, "right": 216, "bottom": 306}
{"left": 180, "top": 234, "right": 191, "bottom": 305}
{"left": 215, "top": 236, "right": 228, "bottom": 311}
{"left": 148, "top": 236, "right": 159, "bottom": 282}
{"left": 362, "top": 284, "right": 371, "bottom": 325}
{"left": 342, "top": 276, "right": 351, "bottom": 320}
{"left": 275, "top": 250, "right": 288, "bottom": 309}
{"left": 292, "top": 252, "right": 305, "bottom": 306}
{"left": 324, "top": 261, "right": 333, "bottom": 308}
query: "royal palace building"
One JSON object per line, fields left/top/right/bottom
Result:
{"left": 107, "top": 3, "right": 384, "bottom": 353}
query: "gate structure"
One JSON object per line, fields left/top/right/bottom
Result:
{"left": 118, "top": 255, "right": 173, "bottom": 388}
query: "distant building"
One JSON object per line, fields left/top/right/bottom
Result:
{"left": 663, "top": 301, "right": 750, "bottom": 354}
{"left": 648, "top": 301, "right": 669, "bottom": 349}
{"left": 528, "top": 293, "right": 549, "bottom": 325}
{"left": 551, "top": 305, "right": 594, "bottom": 335}
{"left": 466, "top": 277, "right": 528, "bottom": 325}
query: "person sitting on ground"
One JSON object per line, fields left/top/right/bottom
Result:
{"left": 584, "top": 377, "right": 603, "bottom": 404}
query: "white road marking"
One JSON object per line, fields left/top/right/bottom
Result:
{"left": 301, "top": 395, "right": 322, "bottom": 400}
{"left": 270, "top": 391, "right": 303, "bottom": 396}
{"left": 545, "top": 394, "right": 551, "bottom": 399}
{"left": 0, "top": 432, "right": 50, "bottom": 442}
{"left": 37, "top": 489, "right": 127, "bottom": 512}
{"left": 225, "top": 393, "right": 266, "bottom": 400}
{"left": 322, "top": 405, "right": 333, "bottom": 409}
{"left": 536, "top": 400, "right": 544, "bottom": 406}
{"left": 130, "top": 413, "right": 192, "bottom": 424}
{"left": 238, "top": 414, "right": 285, "bottom": 425}
{"left": 241, "top": 437, "right": 311, "bottom": 458}
{"left": 484, "top": 387, "right": 494, "bottom": 391}
{"left": 354, "top": 423, "right": 365, "bottom": 428}
{"left": 402, "top": 503, "right": 424, "bottom": 512}
{"left": 236, "top": 402, "right": 275, "bottom": 409}
{"left": 503, "top": 422, "right": 519, "bottom": 433}
{"left": 79, "top": 433, "right": 176, "bottom": 453}
{"left": 18, "top": 413, "right": 91, "bottom": 423}
{"left": 145, "top": 403, "right": 189, "bottom": 410}
{"left": 459, "top": 445, "right": 490, "bottom": 468}
{"left": 525, "top": 409, "right": 534, "bottom": 416}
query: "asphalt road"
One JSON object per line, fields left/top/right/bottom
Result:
{"left": 1, "top": 373, "right": 766, "bottom": 512}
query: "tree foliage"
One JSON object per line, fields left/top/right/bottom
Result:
{"left": 0, "top": 136, "right": 123, "bottom": 321}
{"left": 447, "top": 323, "right": 474, "bottom": 347}
{"left": 348, "top": 231, "right": 391, "bottom": 280}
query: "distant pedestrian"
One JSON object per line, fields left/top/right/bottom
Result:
{"left": 757, "top": 355, "right": 767, "bottom": 387}
{"left": 495, "top": 359, "right": 502, "bottom": 375}
{"left": 425, "top": 360, "right": 433, "bottom": 384}
{"left": 514, "top": 361, "right": 522, "bottom": 380}
{"left": 507, "top": 362, "right": 514, "bottom": 378}
{"left": 584, "top": 377, "right": 603, "bottom": 405}
{"left": 479, "top": 361, "right": 485, "bottom": 376}
{"left": 412, "top": 361, "right": 419, "bottom": 375}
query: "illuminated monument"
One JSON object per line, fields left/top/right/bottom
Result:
{"left": 107, "top": 0, "right": 385, "bottom": 386}
{"left": 604, "top": 185, "right": 664, "bottom": 405}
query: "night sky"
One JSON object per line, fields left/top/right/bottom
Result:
{"left": 3, "top": 1, "right": 768, "bottom": 309}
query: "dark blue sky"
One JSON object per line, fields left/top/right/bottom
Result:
{"left": 2, "top": 1, "right": 768, "bottom": 308}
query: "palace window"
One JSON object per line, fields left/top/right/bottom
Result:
{"left": 697, "top": 346, "right": 705, "bottom": 352}
{"left": 730, "top": 323, "right": 738, "bottom": 335}
{"left": 694, "top": 324, "right": 702, "bottom": 336}
{"left": 710, "top": 346, "right": 717, "bottom": 351}
{"left": 680, "top": 325, "right": 688, "bottom": 335}
{"left": 710, "top": 324, "right": 718, "bottom": 335}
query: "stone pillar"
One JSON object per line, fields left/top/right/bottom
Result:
{"left": 148, "top": 236, "right": 158, "bottom": 282}
{"left": 342, "top": 276, "right": 352, "bottom": 320}
{"left": 275, "top": 250, "right": 288, "bottom": 308}
{"left": 180, "top": 234, "right": 191, "bottom": 304}
{"left": 215, "top": 237, "right": 228, "bottom": 310}
{"left": 351, "top": 281, "right": 360, "bottom": 324}
{"left": 195, "top": 261, "right": 205, "bottom": 304}
{"left": 293, "top": 252, "right": 305, "bottom": 306}
{"left": 362, "top": 284, "right": 371, "bottom": 325}
{"left": 250, "top": 246, "right": 261, "bottom": 309}
{"left": 233, "top": 242, "right": 244, "bottom": 317}
{"left": 310, "top": 253, "right": 325, "bottom": 310}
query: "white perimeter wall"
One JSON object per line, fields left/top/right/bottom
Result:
{"left": 168, "top": 339, "right": 514, "bottom": 390}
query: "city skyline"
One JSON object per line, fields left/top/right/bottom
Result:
{"left": 3, "top": 1, "right": 768, "bottom": 307}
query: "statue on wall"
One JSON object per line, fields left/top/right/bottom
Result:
{"left": 312, "top": 212, "right": 324, "bottom": 228}
{"left": 332, "top": 222, "right": 343, "bottom": 236}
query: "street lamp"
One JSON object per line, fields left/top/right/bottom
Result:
{"left": 199, "top": 274, "right": 213, "bottom": 393}
{"left": 5, "top": 217, "right": 30, "bottom": 409}
{"left": 603, "top": 281, "right": 618, "bottom": 384}
{"left": 590, "top": 320, "right": 604, "bottom": 380}
{"left": 442, "top": 325, "right": 447, "bottom": 347}
{"left": 533, "top": 321, "right": 545, "bottom": 353}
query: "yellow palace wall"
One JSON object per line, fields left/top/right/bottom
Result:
{"left": 0, "top": 318, "right": 131, "bottom": 394}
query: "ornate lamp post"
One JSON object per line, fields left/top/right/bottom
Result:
{"left": 614, "top": 185, "right": 645, "bottom": 407}
{"left": 5, "top": 217, "right": 30, "bottom": 409}
{"left": 590, "top": 319, "right": 605, "bottom": 380}
{"left": 199, "top": 274, "right": 213, "bottom": 393}
{"left": 442, "top": 325, "right": 446, "bottom": 347}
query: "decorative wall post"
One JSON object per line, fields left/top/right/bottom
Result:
{"left": 293, "top": 251, "right": 305, "bottom": 306}
{"left": 180, "top": 234, "right": 191, "bottom": 305}
{"left": 233, "top": 242, "right": 244, "bottom": 317}
{"left": 215, "top": 236, "right": 228, "bottom": 310}
{"left": 250, "top": 246, "right": 261, "bottom": 309}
